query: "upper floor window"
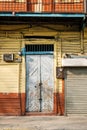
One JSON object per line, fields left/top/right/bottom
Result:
{"left": 54, "top": 0, "right": 81, "bottom": 2}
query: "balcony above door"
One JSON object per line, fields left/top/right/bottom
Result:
{"left": 0, "top": 0, "right": 86, "bottom": 14}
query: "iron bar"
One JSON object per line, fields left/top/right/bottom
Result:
{"left": 39, "top": 55, "right": 42, "bottom": 112}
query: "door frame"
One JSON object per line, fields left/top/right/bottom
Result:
{"left": 24, "top": 43, "right": 57, "bottom": 115}
{"left": 20, "top": 41, "right": 58, "bottom": 115}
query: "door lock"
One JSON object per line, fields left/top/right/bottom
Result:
{"left": 39, "top": 83, "right": 42, "bottom": 86}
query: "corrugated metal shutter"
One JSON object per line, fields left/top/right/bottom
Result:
{"left": 65, "top": 68, "right": 87, "bottom": 115}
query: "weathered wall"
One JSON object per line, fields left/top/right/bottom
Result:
{"left": 0, "top": 27, "right": 24, "bottom": 115}
{"left": 0, "top": 24, "right": 82, "bottom": 115}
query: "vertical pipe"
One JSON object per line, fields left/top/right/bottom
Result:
{"left": 39, "top": 55, "right": 42, "bottom": 112}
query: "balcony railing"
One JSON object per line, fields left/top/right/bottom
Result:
{"left": 0, "top": 0, "right": 85, "bottom": 13}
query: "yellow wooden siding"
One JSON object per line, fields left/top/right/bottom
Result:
{"left": 0, "top": 64, "right": 19, "bottom": 93}
{"left": 0, "top": 24, "right": 81, "bottom": 94}
{"left": 0, "top": 37, "right": 23, "bottom": 93}
{"left": 0, "top": 39, "right": 21, "bottom": 55}
{"left": 84, "top": 39, "right": 87, "bottom": 53}
{"left": 61, "top": 32, "right": 81, "bottom": 53}
{"left": 84, "top": 28, "right": 87, "bottom": 53}
{"left": 56, "top": 31, "right": 81, "bottom": 66}
{"left": 56, "top": 31, "right": 81, "bottom": 93}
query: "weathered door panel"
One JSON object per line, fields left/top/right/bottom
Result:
{"left": 26, "top": 55, "right": 54, "bottom": 112}
{"left": 26, "top": 55, "right": 40, "bottom": 112}
{"left": 41, "top": 55, "right": 54, "bottom": 112}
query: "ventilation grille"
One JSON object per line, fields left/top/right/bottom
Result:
{"left": 25, "top": 44, "right": 54, "bottom": 52}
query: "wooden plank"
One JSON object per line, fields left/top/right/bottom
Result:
{"left": 0, "top": 97, "right": 21, "bottom": 115}
{"left": 0, "top": 93, "right": 19, "bottom": 98}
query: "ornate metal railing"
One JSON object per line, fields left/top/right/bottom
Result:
{"left": 0, "top": 0, "right": 85, "bottom": 13}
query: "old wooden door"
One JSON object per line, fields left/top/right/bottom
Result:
{"left": 26, "top": 55, "right": 54, "bottom": 112}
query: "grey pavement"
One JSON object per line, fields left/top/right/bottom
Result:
{"left": 0, "top": 115, "right": 87, "bottom": 130}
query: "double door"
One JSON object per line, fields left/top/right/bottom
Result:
{"left": 26, "top": 55, "right": 54, "bottom": 112}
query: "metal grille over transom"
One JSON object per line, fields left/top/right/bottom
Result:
{"left": 65, "top": 68, "right": 87, "bottom": 115}
{"left": 25, "top": 44, "right": 54, "bottom": 52}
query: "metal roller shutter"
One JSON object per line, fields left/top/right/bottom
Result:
{"left": 65, "top": 68, "right": 87, "bottom": 115}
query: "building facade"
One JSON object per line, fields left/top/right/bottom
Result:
{"left": 0, "top": 0, "right": 87, "bottom": 115}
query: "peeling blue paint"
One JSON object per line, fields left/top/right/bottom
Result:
{"left": 25, "top": 51, "right": 53, "bottom": 55}
{"left": 15, "top": 13, "right": 85, "bottom": 18}
{"left": 21, "top": 48, "right": 26, "bottom": 56}
{"left": 0, "top": 12, "right": 85, "bottom": 18}
{"left": 21, "top": 47, "right": 53, "bottom": 56}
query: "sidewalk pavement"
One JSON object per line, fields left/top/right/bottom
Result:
{"left": 0, "top": 115, "right": 87, "bottom": 130}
